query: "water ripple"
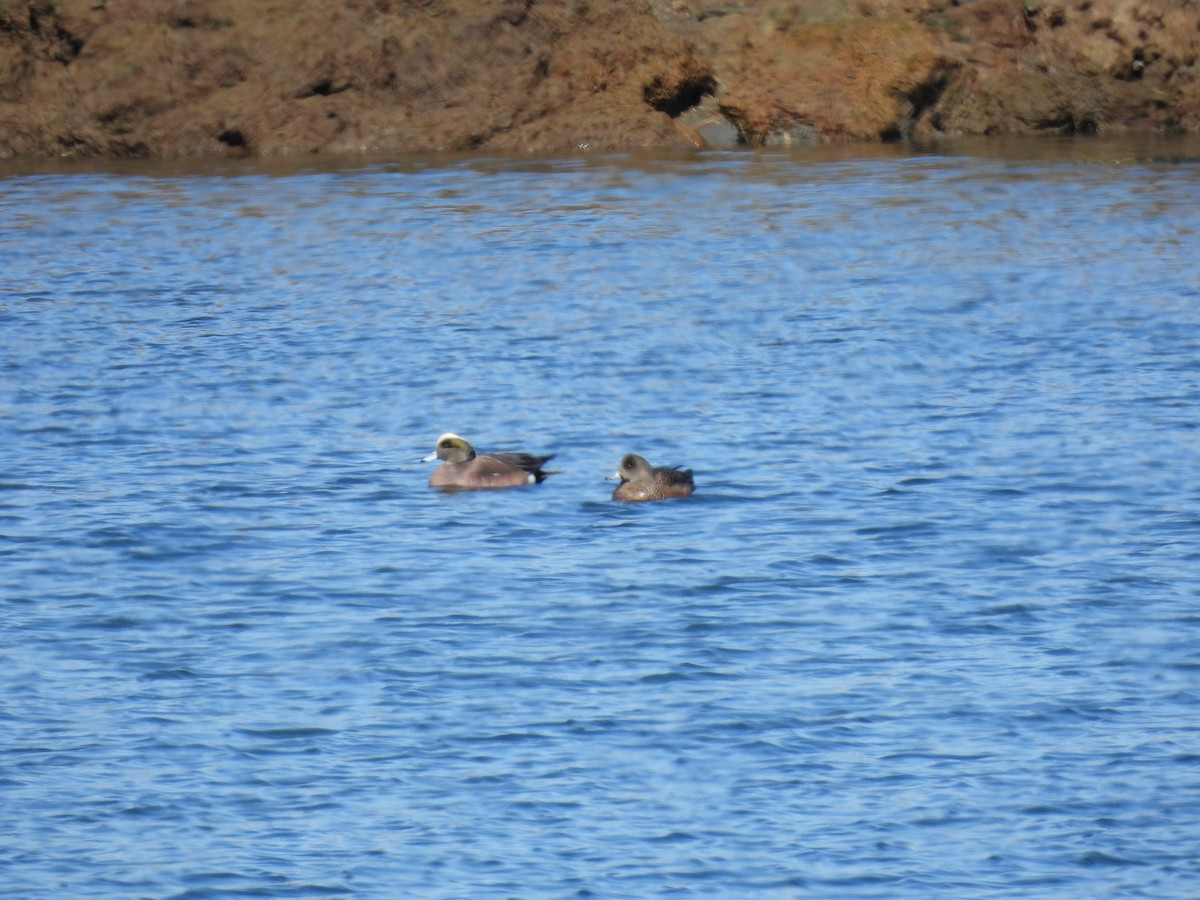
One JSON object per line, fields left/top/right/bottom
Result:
{"left": 2, "top": 147, "right": 1199, "bottom": 898}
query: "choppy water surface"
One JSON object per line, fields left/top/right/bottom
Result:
{"left": 2, "top": 140, "right": 1199, "bottom": 897}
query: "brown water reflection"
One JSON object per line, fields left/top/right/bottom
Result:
{"left": 2, "top": 132, "right": 1199, "bottom": 181}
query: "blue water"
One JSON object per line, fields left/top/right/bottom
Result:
{"left": 2, "top": 142, "right": 1200, "bottom": 898}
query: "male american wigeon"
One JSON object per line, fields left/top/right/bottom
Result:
{"left": 611, "top": 452, "right": 694, "bottom": 503}
{"left": 423, "top": 432, "right": 554, "bottom": 490}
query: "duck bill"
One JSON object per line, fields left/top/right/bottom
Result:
{"left": 422, "top": 452, "right": 439, "bottom": 462}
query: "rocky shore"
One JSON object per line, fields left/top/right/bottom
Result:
{"left": 2, "top": 0, "right": 1198, "bottom": 158}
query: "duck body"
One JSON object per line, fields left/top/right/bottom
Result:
{"left": 611, "top": 453, "right": 694, "bottom": 503}
{"left": 424, "top": 433, "right": 554, "bottom": 490}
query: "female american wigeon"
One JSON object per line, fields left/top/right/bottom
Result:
{"left": 611, "top": 452, "right": 694, "bottom": 503}
{"left": 423, "top": 432, "right": 554, "bottom": 490}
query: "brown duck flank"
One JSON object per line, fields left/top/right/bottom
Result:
{"left": 424, "top": 432, "right": 554, "bottom": 491}
{"left": 612, "top": 452, "right": 694, "bottom": 503}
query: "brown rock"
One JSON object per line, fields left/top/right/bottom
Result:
{"left": 0, "top": 0, "right": 1198, "bottom": 158}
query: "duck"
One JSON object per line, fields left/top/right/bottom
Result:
{"left": 423, "top": 432, "right": 554, "bottom": 490}
{"left": 611, "top": 452, "right": 694, "bottom": 503}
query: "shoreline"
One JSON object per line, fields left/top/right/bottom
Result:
{"left": 2, "top": 0, "right": 1198, "bottom": 160}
